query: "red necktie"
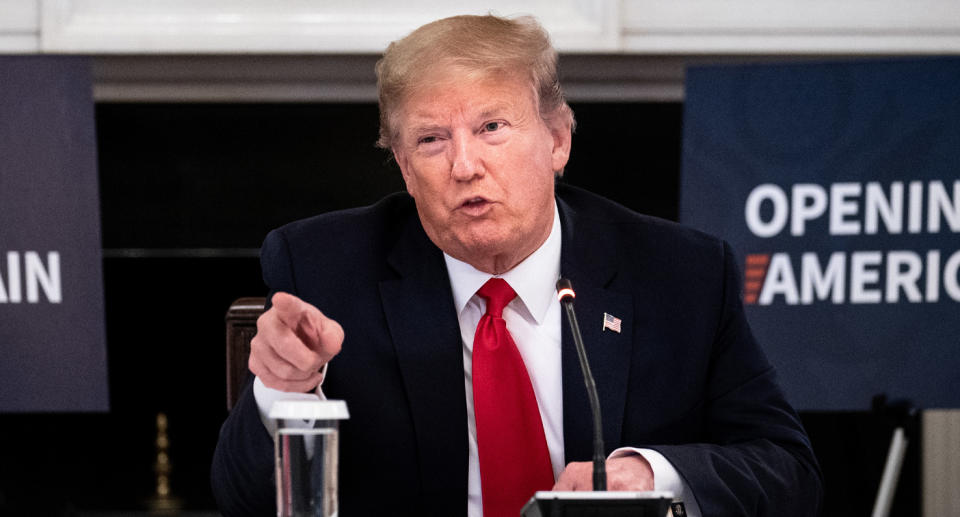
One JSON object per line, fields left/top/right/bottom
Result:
{"left": 472, "top": 278, "right": 554, "bottom": 517}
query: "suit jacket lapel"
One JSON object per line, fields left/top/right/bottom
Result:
{"left": 376, "top": 193, "right": 635, "bottom": 497}
{"left": 558, "top": 196, "right": 635, "bottom": 462}
{"left": 379, "top": 213, "right": 468, "bottom": 510}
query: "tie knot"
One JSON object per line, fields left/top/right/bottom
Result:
{"left": 477, "top": 278, "right": 517, "bottom": 317}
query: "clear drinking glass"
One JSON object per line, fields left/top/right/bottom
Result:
{"left": 271, "top": 400, "right": 349, "bottom": 517}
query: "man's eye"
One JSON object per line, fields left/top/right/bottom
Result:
{"left": 419, "top": 136, "right": 438, "bottom": 144}
{"left": 483, "top": 121, "right": 503, "bottom": 132}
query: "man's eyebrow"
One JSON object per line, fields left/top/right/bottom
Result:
{"left": 408, "top": 123, "right": 445, "bottom": 135}
{"left": 478, "top": 104, "right": 512, "bottom": 119}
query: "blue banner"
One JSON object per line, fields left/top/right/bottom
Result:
{"left": 681, "top": 58, "right": 960, "bottom": 410}
{"left": 0, "top": 57, "right": 108, "bottom": 412}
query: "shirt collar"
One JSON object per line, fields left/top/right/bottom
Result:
{"left": 444, "top": 203, "right": 561, "bottom": 325}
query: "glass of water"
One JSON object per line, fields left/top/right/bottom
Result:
{"left": 271, "top": 400, "right": 349, "bottom": 517}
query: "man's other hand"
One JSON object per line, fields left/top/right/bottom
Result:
{"left": 552, "top": 455, "right": 654, "bottom": 491}
{"left": 249, "top": 292, "right": 344, "bottom": 393}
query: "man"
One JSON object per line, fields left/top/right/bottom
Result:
{"left": 212, "top": 14, "right": 822, "bottom": 517}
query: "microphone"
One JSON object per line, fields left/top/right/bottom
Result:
{"left": 522, "top": 280, "right": 673, "bottom": 516}
{"left": 555, "top": 278, "right": 606, "bottom": 492}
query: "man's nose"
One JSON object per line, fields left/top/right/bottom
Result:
{"left": 450, "top": 134, "right": 483, "bottom": 181}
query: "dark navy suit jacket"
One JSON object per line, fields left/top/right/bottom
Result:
{"left": 212, "top": 184, "right": 822, "bottom": 516}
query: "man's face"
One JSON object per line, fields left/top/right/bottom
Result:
{"left": 391, "top": 70, "right": 571, "bottom": 274}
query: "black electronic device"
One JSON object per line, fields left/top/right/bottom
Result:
{"left": 521, "top": 490, "right": 674, "bottom": 517}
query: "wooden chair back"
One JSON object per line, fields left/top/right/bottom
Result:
{"left": 225, "top": 297, "right": 265, "bottom": 410}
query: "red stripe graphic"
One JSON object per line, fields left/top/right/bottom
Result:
{"left": 743, "top": 253, "right": 770, "bottom": 305}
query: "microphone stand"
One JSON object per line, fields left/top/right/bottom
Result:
{"left": 557, "top": 278, "right": 606, "bottom": 491}
{"left": 520, "top": 280, "right": 674, "bottom": 517}
{"left": 870, "top": 395, "right": 917, "bottom": 517}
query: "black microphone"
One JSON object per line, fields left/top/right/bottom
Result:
{"left": 556, "top": 278, "right": 606, "bottom": 492}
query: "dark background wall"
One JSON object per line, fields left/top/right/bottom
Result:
{"left": 0, "top": 102, "right": 917, "bottom": 515}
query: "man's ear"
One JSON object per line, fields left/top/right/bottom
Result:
{"left": 393, "top": 147, "right": 416, "bottom": 197}
{"left": 549, "top": 118, "right": 572, "bottom": 174}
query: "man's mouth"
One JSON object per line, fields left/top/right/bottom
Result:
{"left": 458, "top": 196, "right": 493, "bottom": 215}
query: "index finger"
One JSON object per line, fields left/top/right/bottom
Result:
{"left": 270, "top": 291, "right": 324, "bottom": 347}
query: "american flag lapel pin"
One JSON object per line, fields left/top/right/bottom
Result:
{"left": 602, "top": 312, "right": 622, "bottom": 333}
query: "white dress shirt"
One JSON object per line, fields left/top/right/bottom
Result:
{"left": 254, "top": 201, "right": 701, "bottom": 516}
{"left": 443, "top": 204, "right": 700, "bottom": 517}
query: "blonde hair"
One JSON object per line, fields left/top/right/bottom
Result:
{"left": 374, "top": 14, "right": 574, "bottom": 149}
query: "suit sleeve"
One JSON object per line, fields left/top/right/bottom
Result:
{"left": 651, "top": 242, "right": 823, "bottom": 516}
{"left": 210, "top": 229, "right": 297, "bottom": 517}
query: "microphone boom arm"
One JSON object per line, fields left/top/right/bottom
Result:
{"left": 557, "top": 278, "right": 607, "bottom": 491}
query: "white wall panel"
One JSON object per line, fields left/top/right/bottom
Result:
{"left": 20, "top": 0, "right": 960, "bottom": 54}
{"left": 623, "top": 0, "right": 960, "bottom": 53}
{"left": 40, "top": 0, "right": 618, "bottom": 53}
{"left": 0, "top": 0, "right": 37, "bottom": 31}
{"left": 0, "top": 0, "right": 39, "bottom": 52}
